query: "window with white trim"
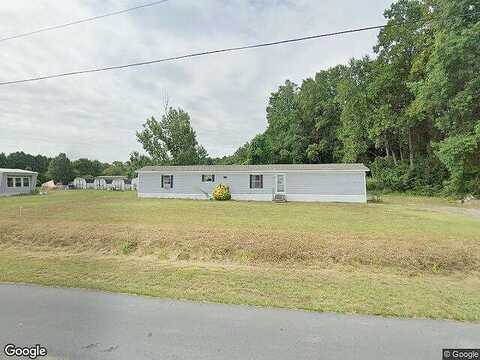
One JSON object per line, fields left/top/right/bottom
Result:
{"left": 23, "top": 177, "right": 30, "bottom": 187}
{"left": 7, "top": 177, "right": 14, "bottom": 188}
{"left": 15, "top": 178, "right": 22, "bottom": 187}
{"left": 202, "top": 174, "right": 215, "bottom": 182}
{"left": 249, "top": 174, "right": 263, "bottom": 189}
{"left": 161, "top": 175, "right": 173, "bottom": 189}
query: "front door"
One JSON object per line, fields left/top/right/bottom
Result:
{"left": 275, "top": 174, "right": 286, "bottom": 194}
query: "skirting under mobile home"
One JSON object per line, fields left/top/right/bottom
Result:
{"left": 136, "top": 164, "right": 369, "bottom": 203}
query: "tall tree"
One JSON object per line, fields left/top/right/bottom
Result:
{"left": 0, "top": 153, "right": 7, "bottom": 168}
{"left": 337, "top": 57, "right": 375, "bottom": 163}
{"left": 371, "top": 0, "right": 430, "bottom": 169}
{"left": 410, "top": 0, "right": 480, "bottom": 194}
{"left": 126, "top": 151, "right": 153, "bottom": 178}
{"left": 103, "top": 161, "right": 128, "bottom": 176}
{"left": 47, "top": 153, "right": 75, "bottom": 184}
{"left": 72, "top": 158, "right": 105, "bottom": 177}
{"left": 136, "top": 107, "right": 208, "bottom": 165}
{"left": 264, "top": 80, "right": 300, "bottom": 163}
{"left": 297, "top": 66, "right": 346, "bottom": 163}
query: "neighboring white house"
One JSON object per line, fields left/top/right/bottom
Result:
{"left": 73, "top": 177, "right": 96, "bottom": 189}
{"left": 94, "top": 176, "right": 129, "bottom": 190}
{"left": 0, "top": 168, "right": 38, "bottom": 196}
{"left": 73, "top": 177, "right": 87, "bottom": 189}
{"left": 73, "top": 176, "right": 135, "bottom": 191}
{"left": 136, "top": 164, "right": 369, "bottom": 203}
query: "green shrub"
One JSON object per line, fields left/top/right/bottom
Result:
{"left": 212, "top": 184, "right": 231, "bottom": 201}
{"left": 366, "top": 177, "right": 380, "bottom": 191}
{"left": 121, "top": 239, "right": 138, "bottom": 255}
{"left": 368, "top": 156, "right": 447, "bottom": 195}
{"left": 368, "top": 192, "right": 383, "bottom": 203}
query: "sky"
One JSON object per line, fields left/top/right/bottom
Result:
{"left": 0, "top": 0, "right": 394, "bottom": 162}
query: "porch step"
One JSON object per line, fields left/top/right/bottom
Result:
{"left": 273, "top": 194, "right": 287, "bottom": 202}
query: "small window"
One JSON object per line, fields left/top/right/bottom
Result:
{"left": 105, "top": 179, "right": 113, "bottom": 185}
{"left": 249, "top": 175, "right": 263, "bottom": 189}
{"left": 7, "top": 177, "right": 14, "bottom": 188}
{"left": 202, "top": 174, "right": 215, "bottom": 182}
{"left": 161, "top": 175, "right": 173, "bottom": 189}
{"left": 23, "top": 177, "right": 30, "bottom": 187}
{"left": 15, "top": 178, "right": 22, "bottom": 188}
{"left": 86, "top": 178, "right": 95, "bottom": 184}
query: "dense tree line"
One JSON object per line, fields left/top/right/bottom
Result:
{"left": 222, "top": 0, "right": 480, "bottom": 196}
{"left": 3, "top": 1, "right": 478, "bottom": 196}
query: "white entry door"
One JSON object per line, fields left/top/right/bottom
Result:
{"left": 275, "top": 174, "right": 286, "bottom": 194}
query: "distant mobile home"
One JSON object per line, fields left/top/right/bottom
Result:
{"left": 73, "top": 176, "right": 137, "bottom": 191}
{"left": 0, "top": 168, "right": 38, "bottom": 196}
{"left": 136, "top": 164, "right": 369, "bottom": 203}
{"left": 73, "top": 177, "right": 95, "bottom": 189}
{"left": 94, "top": 176, "right": 129, "bottom": 191}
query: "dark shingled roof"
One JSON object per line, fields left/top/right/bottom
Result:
{"left": 137, "top": 164, "right": 369, "bottom": 172}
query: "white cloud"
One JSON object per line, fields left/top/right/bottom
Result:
{"left": 0, "top": 0, "right": 393, "bottom": 162}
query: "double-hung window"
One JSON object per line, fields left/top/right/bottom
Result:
{"left": 23, "top": 177, "right": 30, "bottom": 187}
{"left": 201, "top": 174, "right": 215, "bottom": 182}
{"left": 7, "top": 177, "right": 14, "bottom": 188}
{"left": 15, "top": 178, "right": 22, "bottom": 188}
{"left": 161, "top": 175, "right": 173, "bottom": 189}
{"left": 249, "top": 175, "right": 263, "bottom": 189}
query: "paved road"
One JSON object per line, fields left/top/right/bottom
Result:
{"left": 0, "top": 284, "right": 478, "bottom": 360}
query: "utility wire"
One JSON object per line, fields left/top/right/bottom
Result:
{"left": 1, "top": 9, "right": 479, "bottom": 86}
{"left": 0, "top": 0, "right": 169, "bottom": 43}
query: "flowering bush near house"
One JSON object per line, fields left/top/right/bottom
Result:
{"left": 212, "top": 184, "right": 231, "bottom": 201}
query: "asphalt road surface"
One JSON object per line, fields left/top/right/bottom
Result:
{"left": 0, "top": 284, "right": 478, "bottom": 360}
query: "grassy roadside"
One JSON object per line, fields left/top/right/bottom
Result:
{"left": 0, "top": 191, "right": 479, "bottom": 321}
{"left": 1, "top": 250, "right": 479, "bottom": 321}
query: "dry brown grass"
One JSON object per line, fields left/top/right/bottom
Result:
{"left": 1, "top": 218, "right": 478, "bottom": 273}
{"left": 1, "top": 192, "right": 479, "bottom": 320}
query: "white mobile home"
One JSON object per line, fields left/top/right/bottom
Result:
{"left": 0, "top": 168, "right": 38, "bottom": 196}
{"left": 73, "top": 177, "right": 95, "bottom": 189}
{"left": 137, "top": 164, "right": 369, "bottom": 203}
{"left": 94, "top": 176, "right": 128, "bottom": 190}
{"left": 73, "top": 177, "right": 87, "bottom": 189}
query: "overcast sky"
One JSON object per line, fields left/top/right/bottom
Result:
{"left": 0, "top": 0, "right": 394, "bottom": 162}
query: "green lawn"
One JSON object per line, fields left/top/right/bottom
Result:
{"left": 0, "top": 191, "right": 479, "bottom": 320}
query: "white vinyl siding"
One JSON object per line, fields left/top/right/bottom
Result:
{"left": 137, "top": 170, "right": 367, "bottom": 203}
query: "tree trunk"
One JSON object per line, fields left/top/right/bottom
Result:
{"left": 399, "top": 144, "right": 404, "bottom": 161}
{"left": 392, "top": 149, "right": 398, "bottom": 165}
{"left": 385, "top": 139, "right": 390, "bottom": 159}
{"left": 408, "top": 128, "right": 414, "bottom": 169}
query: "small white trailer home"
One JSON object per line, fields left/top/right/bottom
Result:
{"left": 0, "top": 168, "right": 38, "bottom": 196}
{"left": 94, "top": 176, "right": 128, "bottom": 190}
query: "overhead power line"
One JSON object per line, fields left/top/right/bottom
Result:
{"left": 0, "top": 0, "right": 169, "bottom": 43}
{"left": 0, "top": 9, "right": 478, "bottom": 86}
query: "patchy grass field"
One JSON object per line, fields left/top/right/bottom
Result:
{"left": 0, "top": 191, "right": 479, "bottom": 321}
